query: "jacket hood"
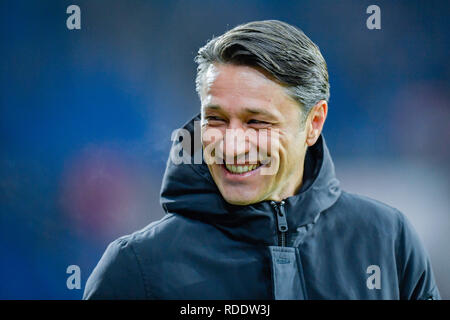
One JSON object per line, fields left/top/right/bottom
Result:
{"left": 160, "top": 113, "right": 341, "bottom": 245}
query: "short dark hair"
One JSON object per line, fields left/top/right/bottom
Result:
{"left": 195, "top": 20, "right": 330, "bottom": 122}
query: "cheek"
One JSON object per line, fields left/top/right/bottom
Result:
{"left": 202, "top": 127, "right": 225, "bottom": 158}
{"left": 257, "top": 129, "right": 282, "bottom": 156}
{"left": 278, "top": 132, "right": 304, "bottom": 166}
{"left": 273, "top": 132, "right": 289, "bottom": 160}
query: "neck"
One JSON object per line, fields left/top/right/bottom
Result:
{"left": 267, "top": 159, "right": 305, "bottom": 202}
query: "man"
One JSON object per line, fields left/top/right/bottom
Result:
{"left": 83, "top": 20, "right": 440, "bottom": 299}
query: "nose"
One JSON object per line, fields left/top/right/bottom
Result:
{"left": 222, "top": 121, "right": 255, "bottom": 164}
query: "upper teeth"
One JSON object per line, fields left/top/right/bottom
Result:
{"left": 225, "top": 164, "right": 259, "bottom": 174}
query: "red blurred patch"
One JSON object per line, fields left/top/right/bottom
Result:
{"left": 60, "top": 146, "right": 138, "bottom": 239}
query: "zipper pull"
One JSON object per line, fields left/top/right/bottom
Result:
{"left": 271, "top": 200, "right": 288, "bottom": 233}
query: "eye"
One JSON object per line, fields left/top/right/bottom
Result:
{"left": 206, "top": 116, "right": 224, "bottom": 121}
{"left": 247, "top": 119, "right": 270, "bottom": 126}
{"left": 205, "top": 116, "right": 226, "bottom": 125}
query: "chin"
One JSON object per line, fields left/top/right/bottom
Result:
{"left": 220, "top": 189, "right": 262, "bottom": 206}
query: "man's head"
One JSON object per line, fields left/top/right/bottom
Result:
{"left": 195, "top": 20, "right": 329, "bottom": 205}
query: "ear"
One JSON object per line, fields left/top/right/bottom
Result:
{"left": 306, "top": 100, "right": 328, "bottom": 147}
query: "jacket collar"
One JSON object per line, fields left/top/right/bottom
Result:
{"left": 160, "top": 113, "right": 341, "bottom": 245}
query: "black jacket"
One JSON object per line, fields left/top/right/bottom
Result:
{"left": 84, "top": 114, "right": 440, "bottom": 299}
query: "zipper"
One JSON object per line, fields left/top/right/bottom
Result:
{"left": 270, "top": 200, "right": 288, "bottom": 247}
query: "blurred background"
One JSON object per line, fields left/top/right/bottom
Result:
{"left": 0, "top": 0, "right": 448, "bottom": 299}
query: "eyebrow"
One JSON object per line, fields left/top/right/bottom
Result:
{"left": 204, "top": 105, "right": 276, "bottom": 118}
{"left": 245, "top": 107, "right": 276, "bottom": 118}
{"left": 204, "top": 105, "right": 221, "bottom": 111}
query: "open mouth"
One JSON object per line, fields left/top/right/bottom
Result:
{"left": 224, "top": 162, "right": 262, "bottom": 174}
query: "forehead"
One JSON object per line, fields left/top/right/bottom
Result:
{"left": 201, "top": 63, "right": 295, "bottom": 113}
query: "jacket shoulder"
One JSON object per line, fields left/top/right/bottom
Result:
{"left": 330, "top": 190, "right": 405, "bottom": 232}
{"left": 83, "top": 235, "right": 146, "bottom": 299}
{"left": 83, "top": 214, "right": 178, "bottom": 299}
{"left": 329, "top": 191, "right": 440, "bottom": 299}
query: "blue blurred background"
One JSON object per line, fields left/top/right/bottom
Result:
{"left": 0, "top": 0, "right": 449, "bottom": 299}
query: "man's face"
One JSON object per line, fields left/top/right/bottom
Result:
{"left": 200, "top": 63, "right": 310, "bottom": 205}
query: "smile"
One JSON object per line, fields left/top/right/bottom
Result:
{"left": 224, "top": 163, "right": 262, "bottom": 174}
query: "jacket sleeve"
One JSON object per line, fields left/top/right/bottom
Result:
{"left": 397, "top": 213, "right": 441, "bottom": 300}
{"left": 83, "top": 237, "right": 148, "bottom": 299}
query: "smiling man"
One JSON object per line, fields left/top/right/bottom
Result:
{"left": 200, "top": 63, "right": 319, "bottom": 206}
{"left": 84, "top": 20, "right": 440, "bottom": 300}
